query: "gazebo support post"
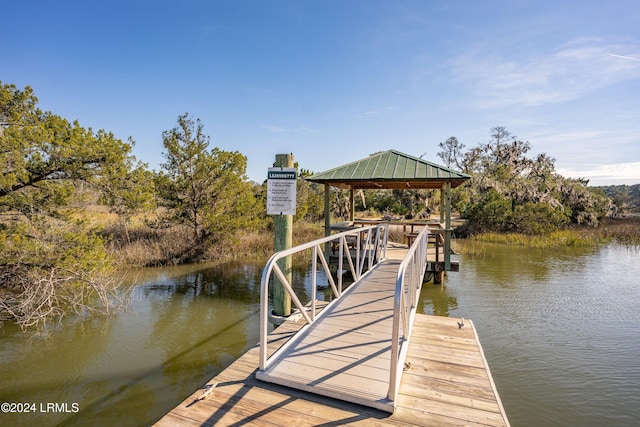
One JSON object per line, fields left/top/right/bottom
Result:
{"left": 324, "top": 184, "right": 331, "bottom": 237}
{"left": 349, "top": 188, "right": 355, "bottom": 222}
{"left": 439, "top": 186, "right": 445, "bottom": 223}
{"left": 444, "top": 181, "right": 451, "bottom": 272}
{"left": 324, "top": 184, "right": 331, "bottom": 261}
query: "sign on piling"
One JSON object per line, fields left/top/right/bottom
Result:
{"left": 267, "top": 168, "right": 297, "bottom": 216}
{"left": 268, "top": 154, "right": 296, "bottom": 317}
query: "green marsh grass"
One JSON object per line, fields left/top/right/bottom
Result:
{"left": 459, "top": 216, "right": 639, "bottom": 253}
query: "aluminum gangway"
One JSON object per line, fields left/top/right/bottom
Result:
{"left": 257, "top": 224, "right": 430, "bottom": 412}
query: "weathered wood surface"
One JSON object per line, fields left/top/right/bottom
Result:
{"left": 154, "top": 308, "right": 509, "bottom": 426}
{"left": 398, "top": 315, "right": 509, "bottom": 426}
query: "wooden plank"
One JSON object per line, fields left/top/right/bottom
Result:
{"left": 175, "top": 389, "right": 334, "bottom": 426}
{"left": 408, "top": 345, "right": 486, "bottom": 368}
{"left": 392, "top": 406, "right": 493, "bottom": 427}
{"left": 401, "top": 374, "right": 498, "bottom": 402}
{"left": 411, "top": 334, "right": 478, "bottom": 350}
{"left": 397, "top": 395, "right": 506, "bottom": 426}
{"left": 399, "top": 380, "right": 502, "bottom": 413}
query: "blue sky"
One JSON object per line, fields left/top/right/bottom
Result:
{"left": 3, "top": 1, "right": 640, "bottom": 185}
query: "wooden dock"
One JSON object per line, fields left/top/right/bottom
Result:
{"left": 154, "top": 290, "right": 509, "bottom": 425}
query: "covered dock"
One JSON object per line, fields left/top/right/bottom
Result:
{"left": 306, "top": 149, "right": 470, "bottom": 280}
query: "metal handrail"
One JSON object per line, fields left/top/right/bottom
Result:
{"left": 259, "top": 223, "right": 389, "bottom": 371}
{"left": 388, "top": 225, "right": 430, "bottom": 400}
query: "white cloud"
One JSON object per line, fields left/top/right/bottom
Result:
{"left": 557, "top": 162, "right": 640, "bottom": 186}
{"left": 453, "top": 38, "right": 640, "bottom": 109}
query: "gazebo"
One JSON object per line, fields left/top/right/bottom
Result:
{"left": 305, "top": 149, "right": 471, "bottom": 274}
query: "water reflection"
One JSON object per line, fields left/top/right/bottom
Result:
{"left": 140, "top": 261, "right": 263, "bottom": 301}
{"left": 0, "top": 257, "right": 350, "bottom": 427}
{"left": 418, "top": 283, "right": 458, "bottom": 317}
{"left": 0, "top": 260, "right": 269, "bottom": 427}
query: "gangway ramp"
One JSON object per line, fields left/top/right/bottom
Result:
{"left": 257, "top": 223, "right": 422, "bottom": 412}
{"left": 256, "top": 259, "right": 402, "bottom": 412}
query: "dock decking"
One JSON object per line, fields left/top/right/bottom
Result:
{"left": 153, "top": 252, "right": 509, "bottom": 425}
{"left": 154, "top": 315, "right": 508, "bottom": 426}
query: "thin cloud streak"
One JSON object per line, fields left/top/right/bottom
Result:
{"left": 608, "top": 53, "right": 640, "bottom": 62}
{"left": 358, "top": 110, "right": 381, "bottom": 119}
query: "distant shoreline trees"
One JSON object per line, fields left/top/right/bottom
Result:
{"left": 437, "top": 127, "right": 612, "bottom": 235}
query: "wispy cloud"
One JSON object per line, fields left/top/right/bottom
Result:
{"left": 525, "top": 127, "right": 640, "bottom": 167}
{"left": 261, "top": 125, "right": 316, "bottom": 133}
{"left": 358, "top": 106, "right": 395, "bottom": 119}
{"left": 358, "top": 110, "right": 381, "bottom": 119}
{"left": 453, "top": 38, "right": 640, "bottom": 109}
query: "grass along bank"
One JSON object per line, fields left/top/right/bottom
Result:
{"left": 106, "top": 219, "right": 325, "bottom": 267}
{"left": 98, "top": 206, "right": 638, "bottom": 264}
{"left": 460, "top": 216, "right": 640, "bottom": 252}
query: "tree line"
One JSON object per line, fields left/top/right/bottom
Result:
{"left": 0, "top": 82, "right": 621, "bottom": 327}
{"left": 598, "top": 184, "right": 640, "bottom": 216}
{"left": 435, "top": 128, "right": 613, "bottom": 235}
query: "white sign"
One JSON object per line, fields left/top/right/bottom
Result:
{"left": 267, "top": 167, "right": 297, "bottom": 215}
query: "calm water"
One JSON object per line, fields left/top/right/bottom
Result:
{"left": 422, "top": 241, "right": 640, "bottom": 426}
{"left": 1, "top": 243, "right": 639, "bottom": 426}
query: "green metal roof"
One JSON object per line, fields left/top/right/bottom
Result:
{"left": 306, "top": 149, "right": 471, "bottom": 189}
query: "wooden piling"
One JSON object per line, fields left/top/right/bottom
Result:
{"left": 273, "top": 153, "right": 294, "bottom": 317}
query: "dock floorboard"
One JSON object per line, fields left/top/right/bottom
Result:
{"left": 154, "top": 312, "right": 509, "bottom": 426}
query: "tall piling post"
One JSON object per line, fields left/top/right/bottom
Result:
{"left": 272, "top": 153, "right": 294, "bottom": 317}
